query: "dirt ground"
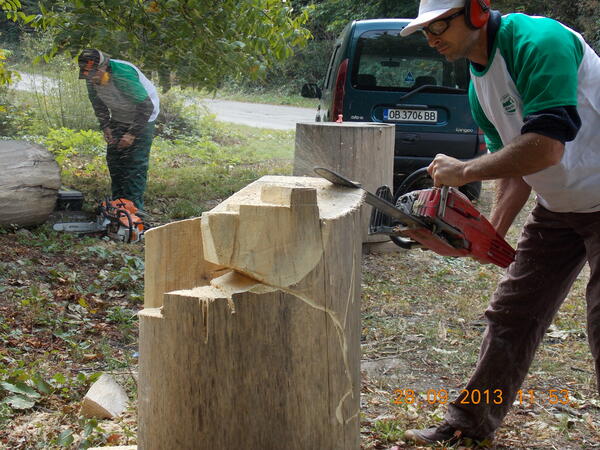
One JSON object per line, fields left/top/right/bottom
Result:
{"left": 359, "top": 182, "right": 600, "bottom": 449}
{"left": 1, "top": 181, "right": 599, "bottom": 448}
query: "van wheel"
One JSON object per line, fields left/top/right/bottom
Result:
{"left": 394, "top": 169, "right": 481, "bottom": 202}
{"left": 393, "top": 168, "right": 433, "bottom": 200}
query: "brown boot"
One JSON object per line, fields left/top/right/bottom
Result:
{"left": 404, "top": 422, "right": 492, "bottom": 446}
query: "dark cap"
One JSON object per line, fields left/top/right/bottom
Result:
{"left": 78, "top": 49, "right": 109, "bottom": 79}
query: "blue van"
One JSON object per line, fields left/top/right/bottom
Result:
{"left": 302, "top": 19, "right": 486, "bottom": 200}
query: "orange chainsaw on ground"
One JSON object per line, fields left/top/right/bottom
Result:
{"left": 53, "top": 198, "right": 144, "bottom": 243}
{"left": 314, "top": 167, "right": 515, "bottom": 268}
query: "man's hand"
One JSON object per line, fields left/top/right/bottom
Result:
{"left": 103, "top": 127, "right": 116, "bottom": 145}
{"left": 117, "top": 133, "right": 136, "bottom": 149}
{"left": 427, "top": 154, "right": 470, "bottom": 187}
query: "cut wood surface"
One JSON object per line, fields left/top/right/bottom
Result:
{"left": 293, "top": 122, "right": 394, "bottom": 243}
{"left": 80, "top": 374, "right": 129, "bottom": 419}
{"left": 139, "top": 175, "right": 364, "bottom": 449}
{"left": 0, "top": 140, "right": 60, "bottom": 227}
{"left": 143, "top": 217, "right": 225, "bottom": 308}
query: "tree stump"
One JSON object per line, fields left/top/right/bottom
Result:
{"left": 138, "top": 175, "right": 363, "bottom": 450}
{"left": 293, "top": 122, "right": 395, "bottom": 243}
{"left": 0, "top": 140, "right": 60, "bottom": 227}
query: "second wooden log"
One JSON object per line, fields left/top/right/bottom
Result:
{"left": 293, "top": 122, "right": 395, "bottom": 243}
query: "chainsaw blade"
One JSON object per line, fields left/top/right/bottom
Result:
{"left": 52, "top": 221, "right": 106, "bottom": 233}
{"left": 314, "top": 167, "right": 427, "bottom": 229}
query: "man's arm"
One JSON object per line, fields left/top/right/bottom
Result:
{"left": 427, "top": 132, "right": 564, "bottom": 186}
{"left": 86, "top": 80, "right": 111, "bottom": 129}
{"left": 86, "top": 80, "right": 116, "bottom": 144}
{"left": 490, "top": 177, "right": 531, "bottom": 238}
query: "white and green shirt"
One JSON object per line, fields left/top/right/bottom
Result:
{"left": 469, "top": 13, "right": 600, "bottom": 212}
{"left": 87, "top": 59, "right": 160, "bottom": 135}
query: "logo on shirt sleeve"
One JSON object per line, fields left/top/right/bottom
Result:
{"left": 501, "top": 93, "right": 517, "bottom": 115}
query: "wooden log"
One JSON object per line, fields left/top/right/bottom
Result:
{"left": 0, "top": 140, "right": 61, "bottom": 227}
{"left": 293, "top": 122, "right": 395, "bottom": 243}
{"left": 138, "top": 175, "right": 363, "bottom": 450}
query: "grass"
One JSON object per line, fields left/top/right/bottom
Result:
{"left": 0, "top": 228, "right": 143, "bottom": 447}
{"left": 142, "top": 123, "right": 295, "bottom": 220}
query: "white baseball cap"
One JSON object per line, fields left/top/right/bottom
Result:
{"left": 400, "top": 0, "right": 466, "bottom": 36}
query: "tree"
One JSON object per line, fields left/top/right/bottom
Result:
{"left": 39, "top": 0, "right": 312, "bottom": 91}
{"left": 0, "top": 0, "right": 41, "bottom": 85}
{"left": 300, "top": 0, "right": 417, "bottom": 39}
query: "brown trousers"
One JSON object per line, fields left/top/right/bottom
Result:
{"left": 446, "top": 203, "right": 600, "bottom": 438}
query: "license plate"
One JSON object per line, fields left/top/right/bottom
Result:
{"left": 384, "top": 108, "right": 437, "bottom": 123}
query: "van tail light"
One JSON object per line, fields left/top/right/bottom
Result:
{"left": 478, "top": 128, "right": 487, "bottom": 154}
{"left": 331, "top": 58, "right": 349, "bottom": 121}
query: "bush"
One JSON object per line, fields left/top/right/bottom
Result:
{"left": 224, "top": 39, "right": 333, "bottom": 95}
{"left": 42, "top": 127, "right": 107, "bottom": 178}
{"left": 0, "top": 86, "right": 36, "bottom": 136}
{"left": 154, "top": 88, "right": 203, "bottom": 140}
{"left": 17, "top": 31, "right": 98, "bottom": 133}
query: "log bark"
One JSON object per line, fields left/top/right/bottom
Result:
{"left": 138, "top": 175, "right": 363, "bottom": 450}
{"left": 293, "top": 122, "right": 395, "bottom": 243}
{"left": 0, "top": 140, "right": 60, "bottom": 227}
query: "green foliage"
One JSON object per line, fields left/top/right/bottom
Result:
{"left": 154, "top": 87, "right": 203, "bottom": 140}
{"left": 0, "top": 364, "right": 95, "bottom": 426}
{"left": 0, "top": 0, "right": 45, "bottom": 85}
{"left": 231, "top": 38, "right": 332, "bottom": 94}
{"left": 306, "top": 0, "right": 418, "bottom": 38}
{"left": 39, "top": 0, "right": 313, "bottom": 91}
{"left": 371, "top": 418, "right": 405, "bottom": 443}
{"left": 0, "top": 48, "right": 13, "bottom": 85}
{"left": 42, "top": 127, "right": 106, "bottom": 177}
{"left": 0, "top": 84, "right": 36, "bottom": 135}
{"left": 109, "top": 254, "right": 144, "bottom": 291}
{"left": 1, "top": 380, "right": 41, "bottom": 409}
{"left": 106, "top": 306, "right": 136, "bottom": 325}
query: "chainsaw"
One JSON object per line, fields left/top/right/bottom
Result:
{"left": 53, "top": 197, "right": 145, "bottom": 243}
{"left": 314, "top": 167, "right": 515, "bottom": 268}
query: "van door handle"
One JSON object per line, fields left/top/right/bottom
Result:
{"left": 401, "top": 134, "right": 418, "bottom": 143}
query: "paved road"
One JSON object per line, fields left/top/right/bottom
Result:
{"left": 11, "top": 71, "right": 317, "bottom": 130}
{"left": 11, "top": 72, "right": 58, "bottom": 91}
{"left": 196, "top": 98, "right": 317, "bottom": 130}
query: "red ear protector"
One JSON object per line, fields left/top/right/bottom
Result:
{"left": 465, "top": 0, "right": 491, "bottom": 29}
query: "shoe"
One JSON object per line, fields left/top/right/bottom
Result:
{"left": 404, "top": 421, "right": 491, "bottom": 446}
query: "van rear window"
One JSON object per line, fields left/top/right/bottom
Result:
{"left": 352, "top": 30, "right": 469, "bottom": 91}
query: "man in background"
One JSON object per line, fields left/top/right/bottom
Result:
{"left": 78, "top": 49, "right": 159, "bottom": 210}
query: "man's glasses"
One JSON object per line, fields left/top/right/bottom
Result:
{"left": 421, "top": 10, "right": 464, "bottom": 36}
